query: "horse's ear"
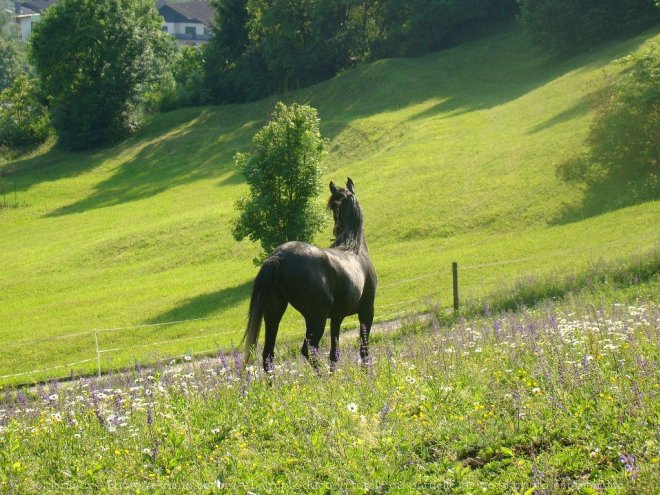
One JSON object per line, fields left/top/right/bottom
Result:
{"left": 346, "top": 177, "right": 355, "bottom": 194}
{"left": 329, "top": 181, "right": 338, "bottom": 194}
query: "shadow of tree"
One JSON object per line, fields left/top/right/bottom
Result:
{"left": 528, "top": 97, "right": 591, "bottom": 134}
{"left": 45, "top": 109, "right": 261, "bottom": 217}
{"left": 1, "top": 109, "right": 208, "bottom": 195}
{"left": 146, "top": 280, "right": 252, "bottom": 324}
{"left": 552, "top": 175, "right": 659, "bottom": 225}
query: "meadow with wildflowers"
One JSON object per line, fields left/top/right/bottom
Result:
{"left": 1, "top": 283, "right": 658, "bottom": 494}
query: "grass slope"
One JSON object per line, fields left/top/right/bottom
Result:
{"left": 1, "top": 23, "right": 659, "bottom": 383}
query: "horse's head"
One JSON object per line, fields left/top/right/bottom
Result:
{"left": 328, "top": 178, "right": 363, "bottom": 245}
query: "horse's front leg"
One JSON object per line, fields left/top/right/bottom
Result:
{"left": 329, "top": 317, "right": 343, "bottom": 371}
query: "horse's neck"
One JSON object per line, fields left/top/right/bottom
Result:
{"left": 332, "top": 228, "right": 367, "bottom": 254}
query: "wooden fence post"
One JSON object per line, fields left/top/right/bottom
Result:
{"left": 452, "top": 262, "right": 459, "bottom": 313}
{"left": 94, "top": 331, "right": 101, "bottom": 378}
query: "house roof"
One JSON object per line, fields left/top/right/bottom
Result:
{"left": 159, "top": 2, "right": 214, "bottom": 26}
{"left": 14, "top": 5, "right": 39, "bottom": 16}
{"left": 18, "top": 1, "right": 58, "bottom": 13}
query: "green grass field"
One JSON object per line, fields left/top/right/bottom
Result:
{"left": 1, "top": 23, "right": 659, "bottom": 384}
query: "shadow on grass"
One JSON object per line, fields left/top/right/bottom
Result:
{"left": 146, "top": 280, "right": 252, "bottom": 325}
{"left": 551, "top": 177, "right": 659, "bottom": 225}
{"left": 401, "top": 26, "right": 651, "bottom": 125}
{"left": 45, "top": 110, "right": 260, "bottom": 217}
{"left": 2, "top": 109, "right": 207, "bottom": 196}
{"left": 528, "top": 97, "right": 591, "bottom": 134}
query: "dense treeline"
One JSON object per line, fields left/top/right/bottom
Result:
{"left": 518, "top": 0, "right": 660, "bottom": 56}
{"left": 204, "top": 0, "right": 519, "bottom": 104}
{"left": 202, "top": 0, "right": 659, "bottom": 104}
{"left": 1, "top": 0, "right": 658, "bottom": 152}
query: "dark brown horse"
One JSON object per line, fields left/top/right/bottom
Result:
{"left": 243, "top": 178, "right": 377, "bottom": 372}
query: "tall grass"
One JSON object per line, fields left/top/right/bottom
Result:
{"left": 0, "top": 287, "right": 657, "bottom": 493}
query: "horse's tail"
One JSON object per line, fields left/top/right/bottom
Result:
{"left": 242, "top": 260, "right": 276, "bottom": 364}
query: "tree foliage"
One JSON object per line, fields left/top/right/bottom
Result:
{"left": 154, "top": 46, "right": 209, "bottom": 111}
{"left": 517, "top": 0, "right": 660, "bottom": 57}
{"left": 557, "top": 44, "right": 659, "bottom": 213}
{"left": 204, "top": 0, "right": 271, "bottom": 103}
{"left": 205, "top": 0, "right": 518, "bottom": 103}
{"left": 0, "top": 75, "right": 50, "bottom": 151}
{"left": 0, "top": 0, "right": 26, "bottom": 91}
{"left": 29, "top": 0, "right": 175, "bottom": 150}
{"left": 232, "top": 102, "right": 327, "bottom": 262}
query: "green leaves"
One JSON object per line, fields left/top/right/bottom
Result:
{"left": 0, "top": 75, "right": 50, "bottom": 151}
{"left": 29, "top": 0, "right": 175, "bottom": 150}
{"left": 518, "top": 0, "right": 660, "bottom": 57}
{"left": 232, "top": 102, "right": 327, "bottom": 262}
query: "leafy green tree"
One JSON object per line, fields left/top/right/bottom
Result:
{"left": 155, "top": 46, "right": 209, "bottom": 111}
{"left": 246, "top": 0, "right": 356, "bottom": 90}
{"left": 0, "top": 75, "right": 50, "bottom": 150}
{"left": 518, "top": 0, "right": 660, "bottom": 57}
{"left": 29, "top": 0, "right": 175, "bottom": 150}
{"left": 0, "top": 0, "right": 26, "bottom": 90}
{"left": 205, "top": 0, "right": 267, "bottom": 103}
{"left": 233, "top": 102, "right": 327, "bottom": 262}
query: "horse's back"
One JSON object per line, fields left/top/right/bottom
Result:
{"left": 267, "top": 241, "right": 374, "bottom": 318}
{"left": 268, "top": 241, "right": 335, "bottom": 315}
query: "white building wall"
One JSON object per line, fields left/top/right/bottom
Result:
{"left": 16, "top": 15, "right": 40, "bottom": 41}
{"left": 173, "top": 22, "right": 203, "bottom": 35}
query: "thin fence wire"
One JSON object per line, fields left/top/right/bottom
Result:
{"left": 3, "top": 243, "right": 646, "bottom": 383}
{"left": 0, "top": 358, "right": 98, "bottom": 381}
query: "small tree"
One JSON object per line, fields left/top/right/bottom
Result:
{"left": 233, "top": 102, "right": 327, "bottom": 263}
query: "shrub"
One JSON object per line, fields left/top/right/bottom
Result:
{"left": 232, "top": 102, "right": 327, "bottom": 263}
{"left": 0, "top": 75, "right": 50, "bottom": 151}
{"left": 29, "top": 0, "right": 174, "bottom": 150}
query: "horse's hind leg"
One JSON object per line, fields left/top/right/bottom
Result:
{"left": 262, "top": 293, "right": 287, "bottom": 373}
{"left": 358, "top": 302, "right": 375, "bottom": 365}
{"left": 301, "top": 315, "right": 327, "bottom": 369}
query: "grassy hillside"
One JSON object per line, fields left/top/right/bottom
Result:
{"left": 1, "top": 23, "right": 659, "bottom": 384}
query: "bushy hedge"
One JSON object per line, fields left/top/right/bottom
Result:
{"left": 518, "top": 0, "right": 660, "bottom": 56}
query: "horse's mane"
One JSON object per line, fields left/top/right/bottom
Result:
{"left": 328, "top": 190, "right": 367, "bottom": 253}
